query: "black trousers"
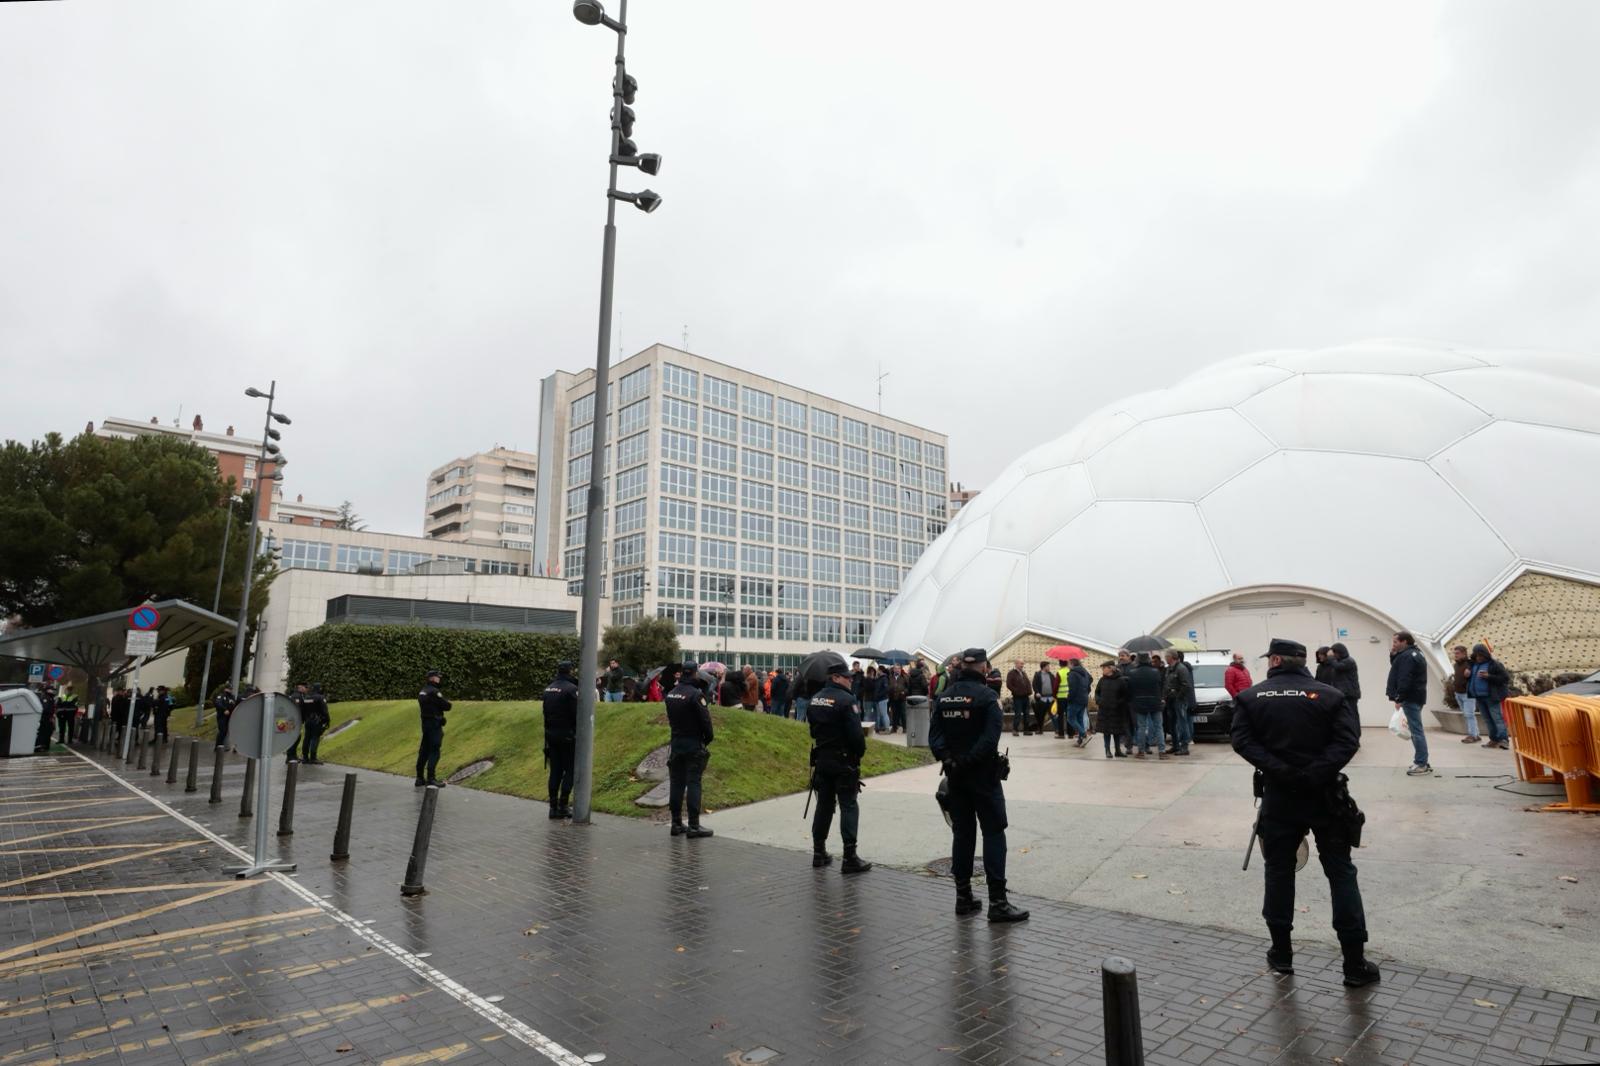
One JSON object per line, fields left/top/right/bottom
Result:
{"left": 153, "top": 709, "right": 171, "bottom": 741}
{"left": 547, "top": 737, "right": 576, "bottom": 806}
{"left": 56, "top": 712, "right": 75, "bottom": 744}
{"left": 1055, "top": 698, "right": 1072, "bottom": 737}
{"left": 667, "top": 746, "right": 707, "bottom": 823}
{"left": 811, "top": 761, "right": 861, "bottom": 850}
{"left": 302, "top": 720, "right": 326, "bottom": 761}
{"left": 889, "top": 698, "right": 906, "bottom": 731}
{"left": 1260, "top": 789, "right": 1368, "bottom": 945}
{"left": 216, "top": 711, "right": 232, "bottom": 748}
{"left": 416, "top": 719, "right": 444, "bottom": 781}
{"left": 948, "top": 774, "right": 1008, "bottom": 885}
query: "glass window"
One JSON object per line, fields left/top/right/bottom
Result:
{"left": 925, "top": 441, "right": 946, "bottom": 470}
{"left": 845, "top": 588, "right": 871, "bottom": 615}
{"left": 901, "top": 540, "right": 923, "bottom": 565}
{"left": 701, "top": 538, "right": 736, "bottom": 570}
{"left": 811, "top": 408, "right": 838, "bottom": 438}
{"left": 843, "top": 502, "right": 870, "bottom": 529}
{"left": 657, "top": 532, "right": 695, "bottom": 565}
{"left": 705, "top": 375, "right": 737, "bottom": 409}
{"left": 741, "top": 419, "right": 774, "bottom": 451}
{"left": 776, "top": 396, "right": 807, "bottom": 428}
{"left": 740, "top": 610, "right": 773, "bottom": 639}
{"left": 657, "top": 566, "right": 695, "bottom": 599}
{"left": 899, "top": 434, "right": 923, "bottom": 462}
{"left": 740, "top": 576, "right": 773, "bottom": 606}
{"left": 777, "top": 549, "right": 808, "bottom": 578}
{"left": 873, "top": 562, "right": 900, "bottom": 590}
{"left": 873, "top": 452, "right": 896, "bottom": 480}
{"left": 568, "top": 423, "right": 593, "bottom": 456}
{"left": 777, "top": 457, "right": 807, "bottom": 488}
{"left": 661, "top": 429, "right": 697, "bottom": 464}
{"left": 811, "top": 467, "right": 840, "bottom": 496}
{"left": 900, "top": 512, "right": 925, "bottom": 540}
{"left": 700, "top": 606, "right": 734, "bottom": 637}
{"left": 702, "top": 472, "right": 736, "bottom": 504}
{"left": 657, "top": 603, "right": 694, "bottom": 634}
{"left": 776, "top": 427, "right": 807, "bottom": 458}
{"left": 778, "top": 486, "right": 808, "bottom": 517}
{"left": 778, "top": 613, "right": 809, "bottom": 642}
{"left": 620, "top": 364, "right": 652, "bottom": 403}
{"left": 843, "top": 473, "right": 869, "bottom": 502}
{"left": 811, "top": 437, "right": 840, "bottom": 467}
{"left": 815, "top": 617, "right": 843, "bottom": 643}
{"left": 871, "top": 425, "right": 895, "bottom": 453}
{"left": 813, "top": 526, "right": 841, "bottom": 554}
{"left": 617, "top": 431, "right": 648, "bottom": 469}
{"left": 873, "top": 535, "right": 899, "bottom": 562}
{"left": 842, "top": 417, "right": 868, "bottom": 446}
{"left": 814, "top": 557, "right": 842, "bottom": 585}
{"left": 704, "top": 408, "right": 737, "bottom": 442}
{"left": 702, "top": 440, "right": 736, "bottom": 472}
{"left": 872, "top": 507, "right": 898, "bottom": 534}
{"left": 614, "top": 533, "right": 645, "bottom": 567}
{"left": 741, "top": 387, "right": 773, "bottom": 421}
{"left": 928, "top": 496, "right": 948, "bottom": 520}
{"left": 741, "top": 513, "right": 773, "bottom": 542}
{"left": 844, "top": 619, "right": 872, "bottom": 643}
{"left": 615, "top": 498, "right": 647, "bottom": 533}
{"left": 844, "top": 559, "right": 870, "bottom": 587}
{"left": 616, "top": 465, "right": 649, "bottom": 501}
{"left": 700, "top": 571, "right": 736, "bottom": 602}
{"left": 335, "top": 544, "right": 383, "bottom": 572}
{"left": 567, "top": 454, "right": 591, "bottom": 486}
{"left": 618, "top": 399, "right": 649, "bottom": 437}
{"left": 570, "top": 392, "right": 595, "bottom": 427}
{"left": 812, "top": 495, "right": 840, "bottom": 524}
{"left": 565, "top": 515, "right": 587, "bottom": 547}
{"left": 660, "top": 464, "right": 696, "bottom": 498}
{"left": 814, "top": 586, "right": 841, "bottom": 613}
{"left": 663, "top": 362, "right": 698, "bottom": 399}
{"left": 842, "top": 444, "right": 868, "bottom": 474}
{"left": 740, "top": 449, "right": 773, "bottom": 481}
{"left": 777, "top": 581, "right": 808, "bottom": 609}
{"left": 566, "top": 485, "right": 587, "bottom": 515}
{"left": 658, "top": 497, "right": 695, "bottom": 531}
{"left": 900, "top": 486, "right": 925, "bottom": 514}
{"left": 844, "top": 530, "right": 870, "bottom": 557}
{"left": 740, "top": 544, "right": 773, "bottom": 574}
{"left": 740, "top": 481, "right": 773, "bottom": 511}
{"left": 386, "top": 549, "right": 431, "bottom": 575}
{"left": 872, "top": 479, "right": 896, "bottom": 507}
{"left": 613, "top": 569, "right": 645, "bottom": 601}
{"left": 898, "top": 460, "right": 923, "bottom": 486}
{"left": 702, "top": 505, "right": 737, "bottom": 537}
{"left": 661, "top": 396, "right": 698, "bottom": 431}
{"left": 777, "top": 519, "right": 808, "bottom": 547}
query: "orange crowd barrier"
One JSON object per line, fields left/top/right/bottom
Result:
{"left": 1502, "top": 693, "right": 1600, "bottom": 812}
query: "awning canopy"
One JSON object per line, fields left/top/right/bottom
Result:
{"left": 0, "top": 600, "right": 236, "bottom": 679}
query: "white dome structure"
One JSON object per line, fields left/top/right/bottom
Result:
{"left": 873, "top": 340, "right": 1600, "bottom": 723}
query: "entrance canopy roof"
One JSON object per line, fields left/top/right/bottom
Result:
{"left": 0, "top": 600, "right": 235, "bottom": 679}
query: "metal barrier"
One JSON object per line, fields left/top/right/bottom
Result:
{"left": 1504, "top": 694, "right": 1600, "bottom": 812}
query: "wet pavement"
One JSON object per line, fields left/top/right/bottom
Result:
{"left": 3, "top": 738, "right": 1598, "bottom": 1065}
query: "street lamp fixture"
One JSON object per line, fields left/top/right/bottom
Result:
{"left": 610, "top": 188, "right": 662, "bottom": 213}
{"left": 572, "top": 0, "right": 621, "bottom": 32}
{"left": 245, "top": 387, "right": 267, "bottom": 399}
{"left": 271, "top": 412, "right": 292, "bottom": 426}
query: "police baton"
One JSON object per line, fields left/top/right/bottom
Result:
{"left": 1242, "top": 811, "right": 1261, "bottom": 871}
{"left": 801, "top": 768, "right": 815, "bottom": 820}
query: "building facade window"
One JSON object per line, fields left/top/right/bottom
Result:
{"left": 658, "top": 532, "right": 695, "bottom": 565}
{"left": 844, "top": 559, "right": 870, "bottom": 587}
{"left": 777, "top": 457, "right": 807, "bottom": 487}
{"left": 777, "top": 613, "right": 809, "bottom": 641}
{"left": 740, "top": 419, "right": 774, "bottom": 451}
{"left": 901, "top": 540, "right": 923, "bottom": 564}
{"left": 386, "top": 550, "right": 431, "bottom": 575}
{"left": 657, "top": 566, "right": 695, "bottom": 599}
{"left": 845, "top": 588, "right": 871, "bottom": 615}
{"left": 614, "top": 533, "right": 646, "bottom": 568}
{"left": 812, "top": 494, "right": 840, "bottom": 524}
{"left": 871, "top": 425, "right": 895, "bottom": 453}
{"left": 900, "top": 487, "right": 925, "bottom": 514}
{"left": 813, "top": 526, "right": 841, "bottom": 555}
{"left": 814, "top": 617, "right": 842, "bottom": 643}
{"left": 662, "top": 362, "right": 699, "bottom": 399}
{"left": 776, "top": 397, "right": 807, "bottom": 428}
{"left": 814, "top": 585, "right": 842, "bottom": 613}
{"left": 872, "top": 507, "right": 898, "bottom": 534}
{"left": 813, "top": 556, "right": 842, "bottom": 585}
{"left": 618, "top": 399, "right": 649, "bottom": 436}
{"left": 657, "top": 603, "right": 694, "bottom": 634}
{"left": 740, "top": 544, "right": 773, "bottom": 574}
{"left": 660, "top": 464, "right": 696, "bottom": 498}
{"left": 613, "top": 569, "right": 646, "bottom": 601}
{"left": 702, "top": 472, "right": 736, "bottom": 504}
{"left": 843, "top": 473, "right": 869, "bottom": 502}
{"left": 702, "top": 504, "right": 737, "bottom": 538}
{"left": 740, "top": 481, "right": 774, "bottom": 511}
{"left": 777, "top": 549, "right": 808, "bottom": 578}
{"left": 703, "top": 440, "right": 736, "bottom": 472}
{"left": 740, "top": 512, "right": 773, "bottom": 542}
{"left": 811, "top": 467, "right": 840, "bottom": 496}
{"left": 568, "top": 423, "right": 593, "bottom": 456}
{"left": 658, "top": 497, "right": 695, "bottom": 531}
{"left": 811, "top": 408, "right": 838, "bottom": 438}
{"left": 925, "top": 441, "right": 946, "bottom": 470}
{"left": 701, "top": 538, "right": 736, "bottom": 570}
{"left": 619, "top": 364, "right": 652, "bottom": 403}
{"left": 873, "top": 535, "right": 899, "bottom": 562}
{"left": 873, "top": 562, "right": 900, "bottom": 590}
{"left": 613, "top": 603, "right": 644, "bottom": 626}
{"left": 615, "top": 498, "right": 647, "bottom": 533}
{"left": 776, "top": 426, "right": 807, "bottom": 458}
{"left": 705, "top": 375, "right": 737, "bottom": 409}
{"left": 700, "top": 572, "right": 735, "bottom": 602}
{"left": 844, "top": 503, "right": 870, "bottom": 531}
{"left": 661, "top": 429, "right": 697, "bottom": 464}
{"left": 741, "top": 387, "right": 773, "bottom": 421}
{"left": 616, "top": 465, "right": 649, "bottom": 501}
{"left": 899, "top": 434, "right": 923, "bottom": 461}
{"left": 571, "top": 392, "right": 595, "bottom": 427}
{"left": 811, "top": 438, "right": 840, "bottom": 467}
{"left": 334, "top": 544, "right": 381, "bottom": 572}
{"left": 567, "top": 454, "right": 591, "bottom": 487}
{"left": 740, "top": 449, "right": 773, "bottom": 481}
{"left": 700, "top": 606, "right": 733, "bottom": 636}
{"left": 842, "top": 444, "right": 868, "bottom": 474}
{"left": 842, "top": 417, "right": 868, "bottom": 446}
{"left": 740, "top": 577, "right": 773, "bottom": 606}
{"left": 661, "top": 396, "right": 697, "bottom": 431}
{"left": 740, "top": 610, "right": 774, "bottom": 638}
{"left": 778, "top": 486, "right": 807, "bottom": 516}
{"left": 873, "top": 452, "right": 896, "bottom": 480}
{"left": 777, "top": 518, "right": 807, "bottom": 547}
{"left": 704, "top": 408, "right": 736, "bottom": 442}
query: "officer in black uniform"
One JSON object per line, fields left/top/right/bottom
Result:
{"left": 805, "top": 653, "right": 872, "bottom": 874}
{"left": 1232, "top": 638, "right": 1379, "bottom": 986}
{"left": 287, "top": 682, "right": 313, "bottom": 763}
{"left": 153, "top": 686, "right": 174, "bottom": 741}
{"left": 416, "top": 669, "right": 450, "bottom": 787}
{"left": 213, "top": 685, "right": 238, "bottom": 750}
{"left": 931, "top": 648, "right": 1028, "bottom": 922}
{"left": 541, "top": 661, "right": 579, "bottom": 819}
{"left": 663, "top": 664, "right": 715, "bottom": 838}
{"left": 301, "top": 683, "right": 331, "bottom": 764}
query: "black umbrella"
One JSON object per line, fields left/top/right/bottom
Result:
{"left": 850, "top": 646, "right": 886, "bottom": 661}
{"left": 645, "top": 665, "right": 671, "bottom": 684}
{"left": 1121, "top": 634, "right": 1172, "bottom": 653}
{"left": 880, "top": 649, "right": 913, "bottom": 666}
{"left": 798, "top": 650, "right": 849, "bottom": 689}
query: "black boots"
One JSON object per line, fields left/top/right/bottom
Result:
{"left": 550, "top": 803, "right": 567, "bottom": 820}
{"left": 954, "top": 880, "right": 983, "bottom": 916}
{"left": 986, "top": 879, "right": 1029, "bottom": 923}
{"left": 812, "top": 849, "right": 833, "bottom": 868}
{"left": 1342, "top": 941, "right": 1381, "bottom": 987}
{"left": 840, "top": 847, "right": 872, "bottom": 875}
{"left": 1267, "top": 926, "right": 1294, "bottom": 974}
{"left": 670, "top": 821, "right": 687, "bottom": 836}
{"left": 687, "top": 824, "right": 714, "bottom": 838}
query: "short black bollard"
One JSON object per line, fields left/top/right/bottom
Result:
{"left": 124, "top": 729, "right": 139, "bottom": 765}
{"left": 166, "top": 737, "right": 181, "bottom": 783}
{"left": 1102, "top": 956, "right": 1145, "bottom": 1066}
{"left": 277, "top": 760, "right": 298, "bottom": 837}
{"left": 149, "top": 736, "right": 163, "bottom": 777}
{"left": 330, "top": 773, "right": 358, "bottom": 861}
{"left": 208, "top": 746, "right": 226, "bottom": 804}
{"left": 400, "top": 786, "right": 439, "bottom": 896}
{"left": 184, "top": 739, "right": 200, "bottom": 793}
{"left": 239, "top": 758, "right": 256, "bottom": 817}
{"left": 135, "top": 735, "right": 148, "bottom": 770}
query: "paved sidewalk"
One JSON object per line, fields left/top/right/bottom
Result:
{"left": 4, "top": 738, "right": 1598, "bottom": 1065}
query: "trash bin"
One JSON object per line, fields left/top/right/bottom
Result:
{"left": 0, "top": 688, "right": 45, "bottom": 757}
{"left": 904, "top": 695, "right": 932, "bottom": 748}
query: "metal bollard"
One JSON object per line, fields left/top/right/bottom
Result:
{"left": 277, "top": 760, "right": 298, "bottom": 836}
{"left": 136, "top": 735, "right": 148, "bottom": 770}
{"left": 166, "top": 737, "right": 181, "bottom": 783}
{"left": 125, "top": 729, "right": 139, "bottom": 765}
{"left": 400, "top": 786, "right": 439, "bottom": 896}
{"left": 330, "top": 773, "right": 358, "bottom": 861}
{"left": 208, "top": 747, "right": 226, "bottom": 804}
{"left": 185, "top": 739, "right": 200, "bottom": 793}
{"left": 239, "top": 758, "right": 256, "bottom": 817}
{"left": 150, "top": 736, "right": 163, "bottom": 777}
{"left": 1101, "top": 956, "right": 1145, "bottom": 1066}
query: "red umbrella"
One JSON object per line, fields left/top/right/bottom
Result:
{"left": 1045, "top": 644, "right": 1087, "bottom": 661}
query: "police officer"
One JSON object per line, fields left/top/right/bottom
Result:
{"left": 663, "top": 664, "right": 715, "bottom": 838}
{"left": 416, "top": 668, "right": 450, "bottom": 788}
{"left": 806, "top": 653, "right": 872, "bottom": 874}
{"left": 541, "top": 661, "right": 579, "bottom": 819}
{"left": 301, "top": 683, "right": 331, "bottom": 764}
{"left": 55, "top": 686, "right": 79, "bottom": 746}
{"left": 213, "top": 684, "right": 238, "bottom": 751}
{"left": 287, "top": 682, "right": 313, "bottom": 763}
{"left": 1232, "top": 638, "right": 1379, "bottom": 987}
{"left": 931, "top": 648, "right": 1028, "bottom": 922}
{"left": 153, "top": 685, "right": 175, "bottom": 741}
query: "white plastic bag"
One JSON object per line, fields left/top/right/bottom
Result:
{"left": 1388, "top": 708, "right": 1411, "bottom": 740}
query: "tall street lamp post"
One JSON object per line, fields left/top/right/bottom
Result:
{"left": 193, "top": 494, "right": 242, "bottom": 729}
{"left": 571, "top": 0, "right": 663, "bottom": 825}
{"left": 228, "top": 383, "right": 289, "bottom": 694}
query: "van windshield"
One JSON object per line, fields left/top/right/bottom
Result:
{"left": 1192, "top": 665, "right": 1228, "bottom": 690}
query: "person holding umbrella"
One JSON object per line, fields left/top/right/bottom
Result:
{"left": 799, "top": 651, "right": 873, "bottom": 874}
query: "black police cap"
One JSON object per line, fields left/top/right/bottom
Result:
{"left": 556, "top": 660, "right": 574, "bottom": 673}
{"left": 960, "top": 648, "right": 988, "bottom": 664}
{"left": 425, "top": 667, "right": 443, "bottom": 679}
{"left": 1260, "top": 638, "right": 1307, "bottom": 659}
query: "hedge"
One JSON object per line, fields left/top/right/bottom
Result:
{"left": 285, "top": 624, "right": 581, "bottom": 701}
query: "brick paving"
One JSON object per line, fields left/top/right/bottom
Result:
{"left": 4, "top": 736, "right": 1598, "bottom": 1065}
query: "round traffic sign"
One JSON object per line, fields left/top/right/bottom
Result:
{"left": 228, "top": 692, "right": 302, "bottom": 759}
{"left": 128, "top": 605, "right": 161, "bottom": 631}
{"left": 45, "top": 665, "right": 66, "bottom": 681}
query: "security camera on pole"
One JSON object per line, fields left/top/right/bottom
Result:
{"left": 570, "top": 0, "right": 663, "bottom": 826}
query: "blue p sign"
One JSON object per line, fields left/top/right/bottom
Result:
{"left": 128, "top": 606, "right": 161, "bottom": 631}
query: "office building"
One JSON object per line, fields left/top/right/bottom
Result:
{"left": 424, "top": 447, "right": 539, "bottom": 551}
{"left": 534, "top": 344, "right": 949, "bottom": 669}
{"left": 275, "top": 495, "right": 344, "bottom": 527}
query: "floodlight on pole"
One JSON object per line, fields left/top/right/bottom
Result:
{"left": 610, "top": 188, "right": 662, "bottom": 213}
{"left": 271, "top": 413, "right": 291, "bottom": 425}
{"left": 245, "top": 387, "right": 266, "bottom": 398}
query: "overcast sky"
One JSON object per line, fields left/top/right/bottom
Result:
{"left": 4, "top": 1, "right": 1598, "bottom": 534}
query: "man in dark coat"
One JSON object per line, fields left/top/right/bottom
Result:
{"left": 1467, "top": 644, "right": 1511, "bottom": 749}
{"left": 1385, "top": 631, "right": 1431, "bottom": 775}
{"left": 415, "top": 669, "right": 451, "bottom": 788}
{"left": 542, "top": 662, "right": 579, "bottom": 818}
{"left": 1093, "top": 663, "right": 1130, "bottom": 758}
{"left": 300, "top": 684, "right": 331, "bottom": 764}
{"left": 1006, "top": 660, "right": 1033, "bottom": 736}
{"left": 1031, "top": 661, "right": 1057, "bottom": 736}
{"left": 771, "top": 668, "right": 792, "bottom": 720}
{"left": 1314, "top": 647, "right": 1336, "bottom": 684}
{"left": 1327, "top": 643, "right": 1361, "bottom": 725}
{"left": 807, "top": 655, "right": 872, "bottom": 874}
{"left": 1064, "top": 658, "right": 1094, "bottom": 746}
{"left": 1162, "top": 651, "right": 1195, "bottom": 755}
{"left": 664, "top": 665, "right": 714, "bottom": 837}
{"left": 213, "top": 685, "right": 238, "bottom": 750}
{"left": 1124, "top": 655, "right": 1166, "bottom": 758}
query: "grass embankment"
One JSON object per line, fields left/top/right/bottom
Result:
{"left": 261, "top": 700, "right": 930, "bottom": 817}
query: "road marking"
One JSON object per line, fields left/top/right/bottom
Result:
{"left": 0, "top": 842, "right": 202, "bottom": 855}
{"left": 0, "top": 840, "right": 203, "bottom": 890}
{"left": 0, "top": 881, "right": 242, "bottom": 902}
{"left": 378, "top": 1045, "right": 473, "bottom": 1065}
{"left": 0, "top": 881, "right": 260, "bottom": 963}
{"left": 0, "top": 909, "right": 318, "bottom": 978}
{"left": 0, "top": 815, "right": 165, "bottom": 847}
{"left": 0, "top": 799, "right": 123, "bottom": 821}
{"left": 70, "top": 749, "right": 590, "bottom": 1066}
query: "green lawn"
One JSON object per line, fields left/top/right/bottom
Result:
{"left": 227, "top": 700, "right": 931, "bottom": 817}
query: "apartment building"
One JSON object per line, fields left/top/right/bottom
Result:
{"left": 275, "top": 495, "right": 344, "bottom": 526}
{"left": 533, "top": 344, "right": 950, "bottom": 670}
{"left": 423, "top": 447, "right": 539, "bottom": 552}
{"left": 97, "top": 415, "right": 281, "bottom": 518}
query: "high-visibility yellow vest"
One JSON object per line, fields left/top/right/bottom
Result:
{"left": 1057, "top": 667, "right": 1070, "bottom": 699}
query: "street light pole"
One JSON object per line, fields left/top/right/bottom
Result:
{"left": 194, "top": 495, "right": 240, "bottom": 729}
{"left": 572, "top": 0, "right": 661, "bottom": 826}
{"left": 228, "top": 384, "right": 281, "bottom": 695}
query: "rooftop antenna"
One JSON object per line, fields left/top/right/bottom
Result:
{"left": 682, "top": 324, "right": 688, "bottom": 350}
{"left": 173, "top": 404, "right": 183, "bottom": 428}
{"left": 877, "top": 363, "right": 890, "bottom": 415}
